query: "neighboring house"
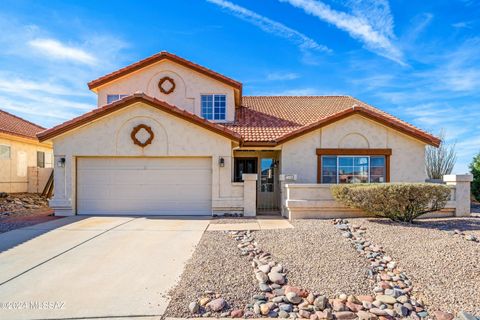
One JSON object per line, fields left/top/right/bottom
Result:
{"left": 0, "top": 109, "right": 53, "bottom": 193}
{"left": 37, "top": 52, "right": 440, "bottom": 217}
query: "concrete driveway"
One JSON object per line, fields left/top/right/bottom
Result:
{"left": 0, "top": 216, "right": 210, "bottom": 320}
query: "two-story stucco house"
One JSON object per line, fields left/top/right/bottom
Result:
{"left": 37, "top": 52, "right": 440, "bottom": 217}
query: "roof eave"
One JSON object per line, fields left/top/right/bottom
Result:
{"left": 37, "top": 94, "right": 243, "bottom": 143}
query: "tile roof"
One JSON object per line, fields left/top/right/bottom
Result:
{"left": 37, "top": 93, "right": 242, "bottom": 143}
{"left": 223, "top": 96, "right": 440, "bottom": 146}
{"left": 37, "top": 94, "right": 439, "bottom": 147}
{"left": 88, "top": 51, "right": 242, "bottom": 91}
{"left": 0, "top": 109, "right": 45, "bottom": 140}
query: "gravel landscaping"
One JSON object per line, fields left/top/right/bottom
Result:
{"left": 358, "top": 217, "right": 480, "bottom": 315}
{"left": 165, "top": 230, "right": 257, "bottom": 317}
{"left": 255, "top": 220, "right": 372, "bottom": 296}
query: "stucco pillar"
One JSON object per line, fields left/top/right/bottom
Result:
{"left": 443, "top": 174, "right": 473, "bottom": 217}
{"left": 279, "top": 174, "right": 297, "bottom": 218}
{"left": 49, "top": 155, "right": 74, "bottom": 216}
{"left": 242, "top": 173, "right": 257, "bottom": 217}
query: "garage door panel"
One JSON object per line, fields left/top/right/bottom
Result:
{"left": 77, "top": 157, "right": 212, "bottom": 215}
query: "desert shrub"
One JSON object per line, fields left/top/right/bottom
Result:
{"left": 331, "top": 183, "right": 451, "bottom": 223}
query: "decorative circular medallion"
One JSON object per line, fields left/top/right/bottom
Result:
{"left": 158, "top": 76, "right": 176, "bottom": 94}
{"left": 131, "top": 124, "right": 154, "bottom": 147}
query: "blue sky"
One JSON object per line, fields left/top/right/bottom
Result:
{"left": 0, "top": 0, "right": 479, "bottom": 173}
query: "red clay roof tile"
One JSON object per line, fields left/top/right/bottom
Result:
{"left": 222, "top": 96, "right": 440, "bottom": 146}
{"left": 0, "top": 109, "right": 45, "bottom": 140}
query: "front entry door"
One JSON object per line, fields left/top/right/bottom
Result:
{"left": 257, "top": 158, "right": 279, "bottom": 213}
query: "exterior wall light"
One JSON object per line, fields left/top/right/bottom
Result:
{"left": 219, "top": 157, "right": 225, "bottom": 167}
{"left": 57, "top": 157, "right": 66, "bottom": 168}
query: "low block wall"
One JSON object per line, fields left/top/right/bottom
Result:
{"left": 27, "top": 167, "right": 53, "bottom": 194}
{"left": 283, "top": 177, "right": 470, "bottom": 220}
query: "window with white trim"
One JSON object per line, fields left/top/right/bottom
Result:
{"left": 201, "top": 94, "right": 226, "bottom": 120}
{"left": 321, "top": 155, "right": 386, "bottom": 184}
{"left": 0, "top": 145, "right": 11, "bottom": 159}
{"left": 107, "top": 94, "right": 128, "bottom": 104}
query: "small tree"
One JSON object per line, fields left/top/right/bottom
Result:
{"left": 425, "top": 131, "right": 457, "bottom": 180}
{"left": 470, "top": 152, "right": 480, "bottom": 201}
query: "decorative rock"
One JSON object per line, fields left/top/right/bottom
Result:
{"left": 334, "top": 311, "right": 357, "bottom": 320}
{"left": 396, "top": 295, "right": 409, "bottom": 304}
{"left": 332, "top": 299, "right": 347, "bottom": 312}
{"left": 269, "top": 271, "right": 286, "bottom": 285}
{"left": 269, "top": 310, "right": 279, "bottom": 318}
{"left": 417, "top": 311, "right": 429, "bottom": 318}
{"left": 259, "top": 283, "right": 272, "bottom": 292}
{"left": 199, "top": 297, "right": 210, "bottom": 306}
{"left": 231, "top": 309, "right": 244, "bottom": 318}
{"left": 256, "top": 271, "right": 269, "bottom": 283}
{"left": 260, "top": 303, "right": 272, "bottom": 315}
{"left": 315, "top": 309, "right": 333, "bottom": 320}
{"left": 272, "top": 264, "right": 284, "bottom": 273}
{"left": 202, "top": 311, "right": 211, "bottom": 317}
{"left": 375, "top": 295, "right": 397, "bottom": 305}
{"left": 357, "top": 310, "right": 378, "bottom": 320}
{"left": 369, "top": 308, "right": 388, "bottom": 316}
{"left": 338, "top": 294, "right": 347, "bottom": 302}
{"left": 259, "top": 264, "right": 271, "bottom": 273}
{"left": 394, "top": 303, "right": 409, "bottom": 317}
{"left": 285, "top": 285, "right": 309, "bottom": 298}
{"left": 307, "top": 292, "right": 315, "bottom": 304}
{"left": 314, "top": 296, "right": 328, "bottom": 310}
{"left": 279, "top": 310, "right": 290, "bottom": 318}
{"left": 206, "top": 298, "right": 226, "bottom": 312}
{"left": 286, "top": 292, "right": 303, "bottom": 304}
{"left": 345, "top": 301, "right": 362, "bottom": 312}
{"left": 299, "top": 310, "right": 311, "bottom": 318}
{"left": 457, "top": 311, "right": 478, "bottom": 320}
{"left": 433, "top": 311, "right": 454, "bottom": 320}
{"left": 188, "top": 301, "right": 200, "bottom": 314}
{"left": 280, "top": 303, "right": 293, "bottom": 313}
{"left": 465, "top": 235, "right": 477, "bottom": 241}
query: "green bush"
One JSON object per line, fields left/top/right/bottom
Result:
{"left": 470, "top": 152, "right": 480, "bottom": 201}
{"left": 331, "top": 183, "right": 451, "bottom": 223}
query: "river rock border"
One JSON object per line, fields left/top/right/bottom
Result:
{"left": 187, "top": 220, "right": 478, "bottom": 319}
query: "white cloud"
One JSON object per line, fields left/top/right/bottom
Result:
{"left": 0, "top": 75, "right": 89, "bottom": 96}
{"left": 266, "top": 72, "right": 300, "bottom": 81}
{"left": 280, "top": 0, "right": 405, "bottom": 65}
{"left": 206, "top": 0, "right": 330, "bottom": 55}
{"left": 28, "top": 38, "right": 98, "bottom": 65}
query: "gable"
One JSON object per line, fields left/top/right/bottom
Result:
{"left": 50, "top": 101, "right": 237, "bottom": 157}
{"left": 37, "top": 94, "right": 242, "bottom": 143}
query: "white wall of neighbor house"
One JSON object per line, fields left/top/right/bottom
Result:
{"left": 0, "top": 134, "right": 53, "bottom": 193}
{"left": 280, "top": 115, "right": 428, "bottom": 183}
{"left": 50, "top": 102, "right": 241, "bottom": 216}
{"left": 95, "top": 60, "right": 236, "bottom": 122}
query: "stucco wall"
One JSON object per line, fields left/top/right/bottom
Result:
{"left": 95, "top": 60, "right": 236, "bottom": 122}
{"left": 50, "top": 102, "right": 240, "bottom": 215}
{"left": 0, "top": 134, "right": 53, "bottom": 193}
{"left": 280, "top": 115, "right": 427, "bottom": 183}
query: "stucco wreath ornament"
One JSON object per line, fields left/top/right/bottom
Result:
{"left": 131, "top": 124, "right": 154, "bottom": 147}
{"left": 158, "top": 76, "right": 175, "bottom": 94}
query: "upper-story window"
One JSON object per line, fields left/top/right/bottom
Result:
{"left": 201, "top": 94, "right": 226, "bottom": 121}
{"left": 107, "top": 94, "right": 128, "bottom": 104}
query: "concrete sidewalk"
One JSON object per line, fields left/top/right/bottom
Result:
{"left": 0, "top": 216, "right": 210, "bottom": 320}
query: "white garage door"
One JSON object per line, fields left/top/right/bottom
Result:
{"left": 77, "top": 157, "right": 212, "bottom": 215}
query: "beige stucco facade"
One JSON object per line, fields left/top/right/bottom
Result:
{"left": 0, "top": 133, "right": 53, "bottom": 193}
{"left": 49, "top": 102, "right": 242, "bottom": 215}
{"left": 281, "top": 115, "right": 427, "bottom": 183}
{"left": 95, "top": 60, "right": 236, "bottom": 122}
{"left": 45, "top": 55, "right": 436, "bottom": 217}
